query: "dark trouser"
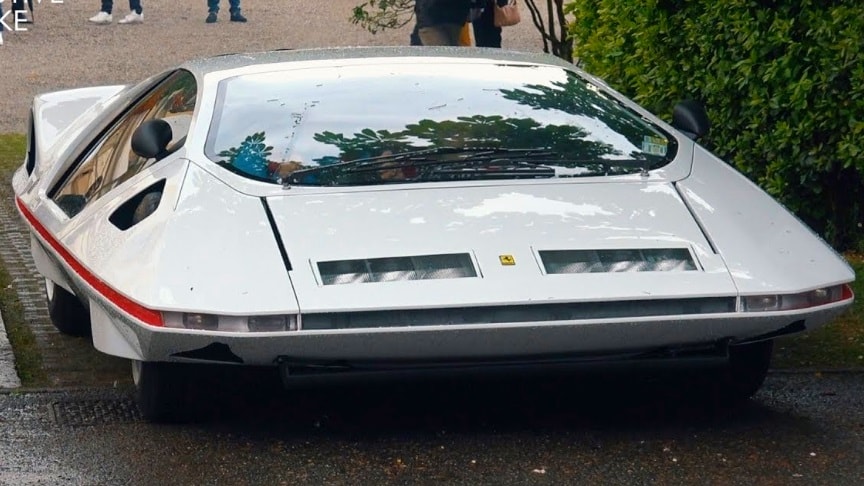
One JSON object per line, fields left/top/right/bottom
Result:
{"left": 101, "top": 1, "right": 143, "bottom": 14}
{"left": 410, "top": 24, "right": 422, "bottom": 46}
{"left": 208, "top": 0, "right": 241, "bottom": 14}
{"left": 418, "top": 24, "right": 463, "bottom": 46}
{"left": 473, "top": 2, "right": 502, "bottom": 48}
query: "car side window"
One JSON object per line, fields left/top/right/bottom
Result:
{"left": 52, "top": 70, "right": 197, "bottom": 218}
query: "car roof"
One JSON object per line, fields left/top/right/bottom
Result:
{"left": 179, "top": 46, "right": 575, "bottom": 77}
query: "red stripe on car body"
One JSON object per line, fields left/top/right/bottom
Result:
{"left": 15, "top": 197, "right": 164, "bottom": 327}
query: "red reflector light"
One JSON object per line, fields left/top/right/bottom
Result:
{"left": 842, "top": 283, "right": 855, "bottom": 301}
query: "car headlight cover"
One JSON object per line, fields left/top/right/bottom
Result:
{"left": 741, "top": 284, "right": 853, "bottom": 312}
{"left": 164, "top": 313, "right": 299, "bottom": 332}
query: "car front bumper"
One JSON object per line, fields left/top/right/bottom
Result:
{"left": 90, "top": 299, "right": 849, "bottom": 368}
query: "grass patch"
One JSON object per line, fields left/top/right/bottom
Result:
{"left": 0, "top": 264, "right": 47, "bottom": 386}
{"left": 0, "top": 133, "right": 48, "bottom": 386}
{"left": 773, "top": 254, "right": 864, "bottom": 369}
{"left": 0, "top": 133, "right": 25, "bottom": 173}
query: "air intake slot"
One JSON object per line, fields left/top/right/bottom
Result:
{"left": 317, "top": 253, "right": 477, "bottom": 285}
{"left": 540, "top": 248, "right": 697, "bottom": 274}
{"left": 109, "top": 179, "right": 166, "bottom": 230}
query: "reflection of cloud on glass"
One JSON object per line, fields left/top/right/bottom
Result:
{"left": 455, "top": 193, "right": 615, "bottom": 219}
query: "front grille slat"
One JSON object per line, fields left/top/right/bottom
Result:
{"left": 301, "top": 297, "right": 736, "bottom": 330}
{"left": 317, "top": 253, "right": 477, "bottom": 285}
{"left": 540, "top": 248, "right": 698, "bottom": 274}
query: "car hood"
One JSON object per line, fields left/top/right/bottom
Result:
{"left": 266, "top": 182, "right": 738, "bottom": 314}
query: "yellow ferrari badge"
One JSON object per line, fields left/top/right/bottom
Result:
{"left": 499, "top": 255, "right": 516, "bottom": 266}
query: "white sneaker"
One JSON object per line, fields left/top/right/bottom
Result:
{"left": 118, "top": 11, "right": 143, "bottom": 24}
{"left": 88, "top": 11, "right": 113, "bottom": 24}
{"left": 0, "top": 32, "right": 4, "bottom": 46}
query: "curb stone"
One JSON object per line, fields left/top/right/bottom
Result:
{"left": 0, "top": 309, "right": 22, "bottom": 389}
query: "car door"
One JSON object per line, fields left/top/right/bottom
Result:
{"left": 49, "top": 69, "right": 197, "bottom": 224}
{"left": 21, "top": 70, "right": 198, "bottom": 294}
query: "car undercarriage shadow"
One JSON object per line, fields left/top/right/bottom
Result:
{"left": 175, "top": 364, "right": 790, "bottom": 438}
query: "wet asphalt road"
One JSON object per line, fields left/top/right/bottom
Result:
{"left": 2, "top": 370, "right": 863, "bottom": 485}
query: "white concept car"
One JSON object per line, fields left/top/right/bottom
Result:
{"left": 12, "top": 47, "right": 855, "bottom": 421}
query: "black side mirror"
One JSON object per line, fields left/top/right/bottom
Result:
{"left": 131, "top": 119, "right": 173, "bottom": 159}
{"left": 672, "top": 100, "right": 710, "bottom": 140}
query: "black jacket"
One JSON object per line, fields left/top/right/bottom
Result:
{"left": 414, "top": 0, "right": 472, "bottom": 28}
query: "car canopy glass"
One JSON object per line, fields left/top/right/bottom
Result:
{"left": 205, "top": 62, "right": 676, "bottom": 185}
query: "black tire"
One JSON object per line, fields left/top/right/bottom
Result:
{"left": 132, "top": 360, "right": 193, "bottom": 423}
{"left": 45, "top": 278, "right": 91, "bottom": 337}
{"left": 721, "top": 339, "right": 774, "bottom": 401}
{"left": 689, "top": 340, "right": 773, "bottom": 406}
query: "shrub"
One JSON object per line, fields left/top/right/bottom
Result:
{"left": 567, "top": 0, "right": 864, "bottom": 250}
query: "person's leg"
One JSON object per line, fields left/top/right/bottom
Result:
{"left": 410, "top": 23, "right": 422, "bottom": 46}
{"left": 472, "top": 3, "right": 502, "bottom": 48}
{"left": 14, "top": 0, "right": 32, "bottom": 23}
{"left": 118, "top": 0, "right": 142, "bottom": 23}
{"left": 418, "top": 24, "right": 463, "bottom": 46}
{"left": 228, "top": 0, "right": 246, "bottom": 22}
{"left": 206, "top": 0, "right": 219, "bottom": 22}
{"left": 441, "top": 23, "right": 464, "bottom": 45}
{"left": 90, "top": 0, "right": 113, "bottom": 23}
{"left": 418, "top": 27, "right": 448, "bottom": 46}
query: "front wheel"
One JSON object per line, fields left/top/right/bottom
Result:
{"left": 45, "top": 278, "right": 91, "bottom": 336}
{"left": 720, "top": 339, "right": 774, "bottom": 401}
{"left": 689, "top": 340, "right": 773, "bottom": 405}
{"left": 132, "top": 360, "right": 192, "bottom": 423}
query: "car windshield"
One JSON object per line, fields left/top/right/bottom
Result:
{"left": 205, "top": 62, "right": 676, "bottom": 186}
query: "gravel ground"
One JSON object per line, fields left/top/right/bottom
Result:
{"left": 0, "top": 0, "right": 547, "bottom": 134}
{"left": 2, "top": 372, "right": 864, "bottom": 484}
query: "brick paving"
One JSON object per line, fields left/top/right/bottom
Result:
{"left": 0, "top": 171, "right": 128, "bottom": 388}
{"left": 0, "top": 310, "right": 21, "bottom": 388}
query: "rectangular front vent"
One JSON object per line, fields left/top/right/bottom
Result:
{"left": 540, "top": 248, "right": 697, "bottom": 274}
{"left": 317, "top": 253, "right": 477, "bottom": 285}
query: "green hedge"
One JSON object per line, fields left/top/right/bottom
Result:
{"left": 566, "top": 0, "right": 864, "bottom": 250}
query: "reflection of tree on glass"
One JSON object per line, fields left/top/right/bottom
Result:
{"left": 300, "top": 110, "right": 631, "bottom": 185}
{"left": 500, "top": 75, "right": 671, "bottom": 161}
{"left": 313, "top": 128, "right": 414, "bottom": 165}
{"left": 205, "top": 63, "right": 676, "bottom": 187}
{"left": 315, "top": 115, "right": 619, "bottom": 160}
{"left": 218, "top": 132, "right": 274, "bottom": 179}
{"left": 218, "top": 131, "right": 309, "bottom": 182}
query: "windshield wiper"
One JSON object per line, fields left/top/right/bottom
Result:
{"left": 284, "top": 147, "right": 557, "bottom": 185}
{"left": 284, "top": 148, "right": 659, "bottom": 186}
